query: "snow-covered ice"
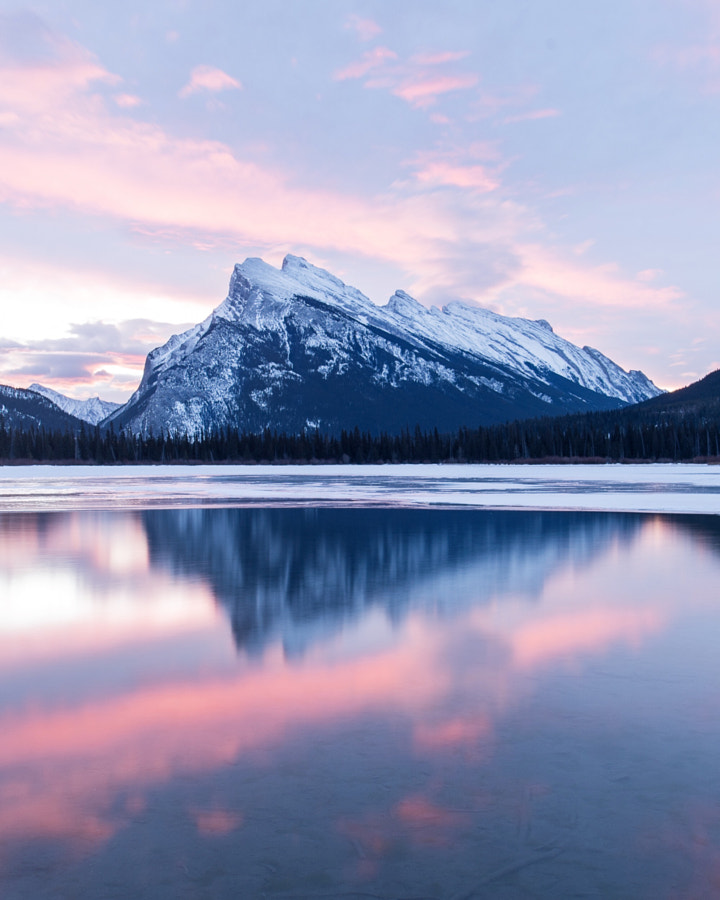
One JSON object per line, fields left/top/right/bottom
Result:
{"left": 0, "top": 463, "right": 718, "bottom": 514}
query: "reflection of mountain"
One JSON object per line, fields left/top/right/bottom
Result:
{"left": 142, "top": 508, "right": 644, "bottom": 654}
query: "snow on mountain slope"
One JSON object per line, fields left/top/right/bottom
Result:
{"left": 107, "top": 255, "right": 663, "bottom": 437}
{"left": 0, "top": 384, "right": 86, "bottom": 432}
{"left": 30, "top": 384, "right": 120, "bottom": 426}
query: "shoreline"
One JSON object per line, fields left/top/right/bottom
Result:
{"left": 0, "top": 462, "right": 717, "bottom": 516}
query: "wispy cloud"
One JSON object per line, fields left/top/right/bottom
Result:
{"left": 511, "top": 244, "right": 684, "bottom": 311}
{"left": 179, "top": 65, "right": 242, "bottom": 98}
{"left": 333, "top": 46, "right": 397, "bottom": 81}
{"left": 0, "top": 23, "right": 689, "bottom": 396}
{"left": 413, "top": 160, "right": 498, "bottom": 191}
{"left": 651, "top": 3, "right": 720, "bottom": 91}
{"left": 387, "top": 73, "right": 479, "bottom": 109}
{"left": 114, "top": 93, "right": 142, "bottom": 108}
{"left": 334, "top": 44, "right": 478, "bottom": 108}
{"left": 503, "top": 108, "right": 560, "bottom": 124}
{"left": 344, "top": 14, "right": 382, "bottom": 43}
{"left": 411, "top": 50, "right": 471, "bottom": 66}
{"left": 404, "top": 145, "right": 503, "bottom": 192}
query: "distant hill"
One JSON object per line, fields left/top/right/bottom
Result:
{"left": 486, "top": 368, "right": 720, "bottom": 461}
{"left": 629, "top": 368, "right": 720, "bottom": 419}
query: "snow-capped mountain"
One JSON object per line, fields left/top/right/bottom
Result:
{"left": 0, "top": 384, "right": 86, "bottom": 432}
{"left": 107, "top": 255, "right": 663, "bottom": 437}
{"left": 29, "top": 384, "right": 120, "bottom": 426}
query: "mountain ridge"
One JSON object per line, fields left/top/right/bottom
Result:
{"left": 29, "top": 384, "right": 121, "bottom": 426}
{"left": 105, "top": 255, "right": 662, "bottom": 437}
{"left": 0, "top": 385, "right": 87, "bottom": 433}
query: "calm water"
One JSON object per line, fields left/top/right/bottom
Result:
{"left": 2, "top": 507, "right": 720, "bottom": 898}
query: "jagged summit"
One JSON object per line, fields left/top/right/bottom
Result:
{"left": 29, "top": 384, "right": 120, "bottom": 426}
{"left": 387, "top": 290, "right": 424, "bottom": 317}
{"left": 106, "top": 255, "right": 662, "bottom": 438}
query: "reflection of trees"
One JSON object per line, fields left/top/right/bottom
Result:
{"left": 141, "top": 508, "right": 644, "bottom": 654}
{"left": 665, "top": 514, "right": 720, "bottom": 556}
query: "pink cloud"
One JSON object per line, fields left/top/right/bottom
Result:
{"left": 651, "top": 4, "right": 720, "bottom": 93}
{"left": 0, "top": 32, "right": 688, "bottom": 387}
{"left": 335, "top": 44, "right": 479, "bottom": 109}
{"left": 388, "top": 73, "right": 480, "bottom": 108}
{"left": 637, "top": 268, "right": 663, "bottom": 282}
{"left": 0, "top": 59, "right": 117, "bottom": 112}
{"left": 503, "top": 107, "right": 561, "bottom": 124}
{"left": 344, "top": 14, "right": 382, "bottom": 42}
{"left": 404, "top": 143, "right": 504, "bottom": 193}
{"left": 179, "top": 65, "right": 242, "bottom": 98}
{"left": 511, "top": 244, "right": 685, "bottom": 310}
{"left": 333, "top": 46, "right": 397, "bottom": 81}
{"left": 653, "top": 42, "right": 720, "bottom": 70}
{"left": 573, "top": 239, "right": 595, "bottom": 256}
{"left": 114, "top": 93, "right": 142, "bottom": 108}
{"left": 467, "top": 83, "right": 541, "bottom": 120}
{"left": 413, "top": 161, "right": 498, "bottom": 191}
{"left": 411, "top": 50, "right": 471, "bottom": 66}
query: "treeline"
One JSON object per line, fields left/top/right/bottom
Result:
{"left": 1, "top": 409, "right": 720, "bottom": 464}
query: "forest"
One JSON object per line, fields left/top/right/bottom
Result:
{"left": 1, "top": 405, "right": 719, "bottom": 464}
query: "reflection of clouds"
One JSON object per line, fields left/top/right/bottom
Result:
{"left": 2, "top": 508, "right": 720, "bottom": 891}
{"left": 0, "top": 511, "right": 219, "bottom": 666}
{"left": 0, "top": 627, "right": 444, "bottom": 851}
{"left": 338, "top": 793, "right": 471, "bottom": 881}
{"left": 511, "top": 607, "right": 665, "bottom": 669}
{"left": 193, "top": 808, "right": 243, "bottom": 837}
{"left": 413, "top": 715, "right": 491, "bottom": 752}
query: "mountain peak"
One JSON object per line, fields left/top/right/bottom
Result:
{"left": 281, "top": 253, "right": 312, "bottom": 273}
{"left": 280, "top": 254, "right": 351, "bottom": 295}
{"left": 106, "top": 255, "right": 663, "bottom": 438}
{"left": 386, "top": 290, "right": 424, "bottom": 318}
{"left": 27, "top": 383, "right": 120, "bottom": 425}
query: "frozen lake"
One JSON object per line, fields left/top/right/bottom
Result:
{"left": 0, "top": 462, "right": 719, "bottom": 514}
{"left": 2, "top": 467, "right": 720, "bottom": 897}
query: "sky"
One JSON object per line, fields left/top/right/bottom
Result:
{"left": 0, "top": 0, "right": 718, "bottom": 401}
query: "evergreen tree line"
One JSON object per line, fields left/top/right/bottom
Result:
{"left": 1, "top": 408, "right": 719, "bottom": 464}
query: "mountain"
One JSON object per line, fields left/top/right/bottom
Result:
{"left": 29, "top": 383, "right": 120, "bottom": 426}
{"left": 106, "top": 255, "right": 663, "bottom": 437}
{"left": 0, "top": 384, "right": 86, "bottom": 432}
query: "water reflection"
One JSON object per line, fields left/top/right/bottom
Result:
{"left": 142, "top": 508, "right": 644, "bottom": 653}
{"left": 1, "top": 507, "right": 720, "bottom": 898}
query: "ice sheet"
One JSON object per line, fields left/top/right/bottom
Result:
{"left": 0, "top": 463, "right": 719, "bottom": 514}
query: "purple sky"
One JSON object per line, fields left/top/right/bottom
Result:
{"left": 0, "top": 0, "right": 718, "bottom": 400}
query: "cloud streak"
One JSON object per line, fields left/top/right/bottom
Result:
{"left": 335, "top": 44, "right": 478, "bottom": 108}
{"left": 344, "top": 14, "right": 382, "bottom": 43}
{"left": 0, "top": 20, "right": 689, "bottom": 395}
{"left": 179, "top": 65, "right": 242, "bottom": 98}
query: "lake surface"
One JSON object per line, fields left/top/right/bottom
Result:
{"left": 1, "top": 462, "right": 720, "bottom": 514}
{"left": 3, "top": 500, "right": 720, "bottom": 898}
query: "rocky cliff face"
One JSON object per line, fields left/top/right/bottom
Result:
{"left": 107, "top": 255, "right": 662, "bottom": 437}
